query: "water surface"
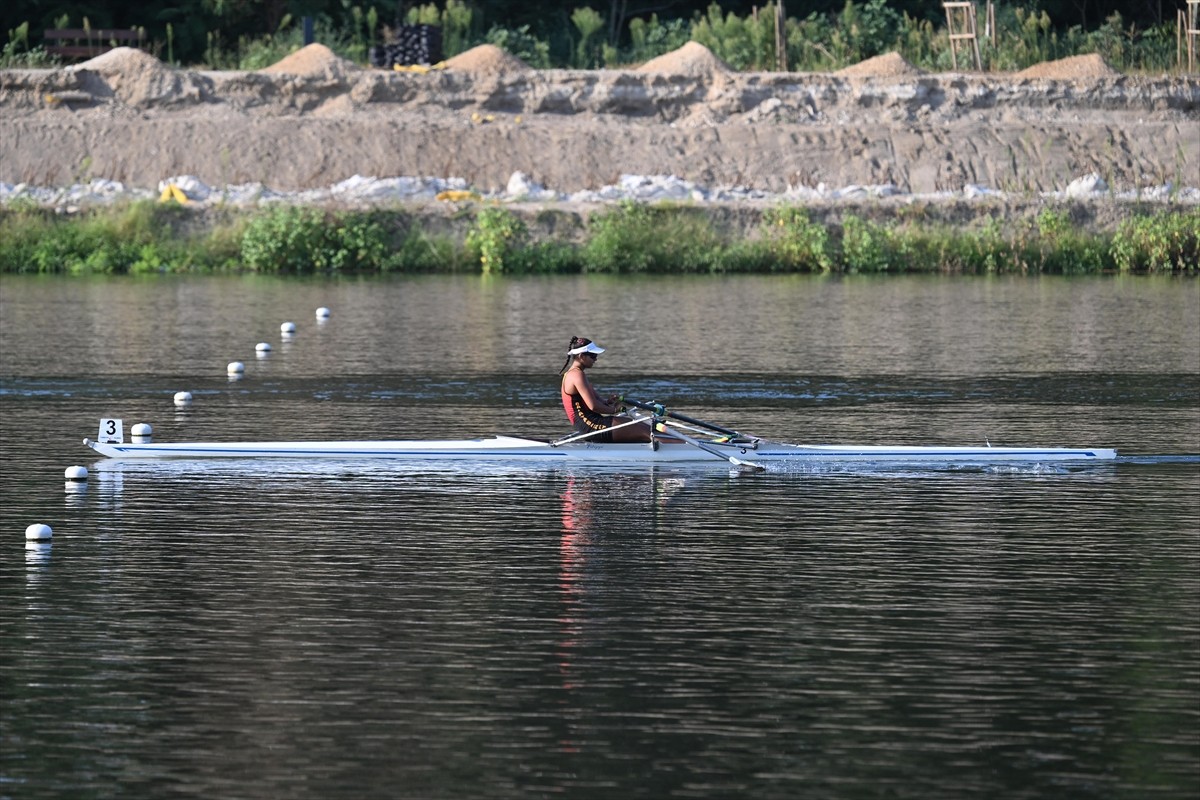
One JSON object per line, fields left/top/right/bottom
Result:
{"left": 2, "top": 274, "right": 1197, "bottom": 799}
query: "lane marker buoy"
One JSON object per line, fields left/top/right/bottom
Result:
{"left": 316, "top": 307, "right": 331, "bottom": 319}
{"left": 256, "top": 342, "right": 272, "bottom": 352}
{"left": 174, "top": 391, "right": 193, "bottom": 407}
{"left": 132, "top": 423, "right": 152, "bottom": 441}
{"left": 280, "top": 322, "right": 296, "bottom": 334}
{"left": 64, "top": 466, "right": 88, "bottom": 482}
{"left": 25, "top": 523, "right": 53, "bottom": 541}
{"left": 227, "top": 361, "right": 245, "bottom": 374}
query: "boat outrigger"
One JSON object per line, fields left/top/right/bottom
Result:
{"left": 82, "top": 400, "right": 1117, "bottom": 470}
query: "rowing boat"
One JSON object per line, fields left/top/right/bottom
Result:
{"left": 82, "top": 435, "right": 1116, "bottom": 463}
{"left": 83, "top": 411, "right": 1117, "bottom": 468}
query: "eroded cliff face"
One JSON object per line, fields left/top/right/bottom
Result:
{"left": 1, "top": 45, "right": 1197, "bottom": 196}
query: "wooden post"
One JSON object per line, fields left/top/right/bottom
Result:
{"left": 1181, "top": 9, "right": 1187, "bottom": 71}
{"left": 775, "top": 1, "right": 788, "bottom": 72}
{"left": 1188, "top": 0, "right": 1199, "bottom": 73}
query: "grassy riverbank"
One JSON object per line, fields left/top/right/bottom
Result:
{"left": 1, "top": 201, "right": 1196, "bottom": 275}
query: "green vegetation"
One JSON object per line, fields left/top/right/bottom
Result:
{"left": 2, "top": 201, "right": 1195, "bottom": 276}
{"left": 1, "top": 1, "right": 1189, "bottom": 73}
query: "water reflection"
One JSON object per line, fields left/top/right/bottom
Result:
{"left": 25, "top": 541, "right": 52, "bottom": 573}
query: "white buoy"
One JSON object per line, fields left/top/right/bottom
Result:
{"left": 316, "top": 307, "right": 331, "bottom": 319}
{"left": 174, "top": 391, "right": 193, "bottom": 407}
{"left": 280, "top": 322, "right": 296, "bottom": 334}
{"left": 227, "top": 361, "right": 245, "bottom": 374}
{"left": 25, "top": 523, "right": 53, "bottom": 541}
{"left": 131, "top": 423, "right": 152, "bottom": 441}
{"left": 256, "top": 342, "right": 272, "bottom": 353}
{"left": 64, "top": 465, "right": 88, "bottom": 482}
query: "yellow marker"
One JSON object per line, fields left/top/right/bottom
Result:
{"left": 435, "top": 190, "right": 481, "bottom": 202}
{"left": 159, "top": 184, "right": 188, "bottom": 204}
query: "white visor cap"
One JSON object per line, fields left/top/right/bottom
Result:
{"left": 568, "top": 341, "right": 605, "bottom": 356}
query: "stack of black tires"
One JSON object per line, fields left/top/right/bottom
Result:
{"left": 369, "top": 25, "right": 443, "bottom": 68}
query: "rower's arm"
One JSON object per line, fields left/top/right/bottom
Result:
{"left": 568, "top": 373, "right": 619, "bottom": 415}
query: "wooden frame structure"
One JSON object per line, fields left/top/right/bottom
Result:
{"left": 1184, "top": 0, "right": 1199, "bottom": 72}
{"left": 944, "top": 2, "right": 983, "bottom": 71}
{"left": 44, "top": 28, "right": 146, "bottom": 60}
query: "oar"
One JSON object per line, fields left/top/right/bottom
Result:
{"left": 550, "top": 417, "right": 646, "bottom": 446}
{"left": 656, "top": 419, "right": 766, "bottom": 471}
{"left": 622, "top": 398, "right": 751, "bottom": 440}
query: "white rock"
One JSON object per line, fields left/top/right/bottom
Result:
{"left": 1065, "top": 173, "right": 1107, "bottom": 197}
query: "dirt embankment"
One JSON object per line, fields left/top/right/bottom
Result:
{"left": 0, "top": 43, "right": 1197, "bottom": 199}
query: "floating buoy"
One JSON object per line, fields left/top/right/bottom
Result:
{"left": 256, "top": 342, "right": 272, "bottom": 353}
{"left": 131, "top": 423, "right": 152, "bottom": 441}
{"left": 227, "top": 361, "right": 245, "bottom": 374}
{"left": 173, "top": 391, "right": 193, "bottom": 407}
{"left": 280, "top": 322, "right": 296, "bottom": 334}
{"left": 25, "top": 523, "right": 53, "bottom": 541}
{"left": 64, "top": 465, "right": 88, "bottom": 482}
{"left": 315, "top": 307, "right": 331, "bottom": 319}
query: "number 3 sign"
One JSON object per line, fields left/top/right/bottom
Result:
{"left": 98, "top": 418, "right": 124, "bottom": 444}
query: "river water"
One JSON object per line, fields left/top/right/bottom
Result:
{"left": 1, "top": 274, "right": 1198, "bottom": 800}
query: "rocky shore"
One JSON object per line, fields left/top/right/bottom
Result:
{"left": 1, "top": 43, "right": 1197, "bottom": 218}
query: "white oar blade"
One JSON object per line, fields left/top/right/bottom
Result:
{"left": 729, "top": 455, "right": 766, "bottom": 471}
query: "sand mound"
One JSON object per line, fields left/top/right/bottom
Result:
{"left": 443, "top": 44, "right": 531, "bottom": 75}
{"left": 835, "top": 51, "right": 925, "bottom": 78}
{"left": 637, "top": 41, "right": 732, "bottom": 77}
{"left": 76, "top": 46, "right": 163, "bottom": 75}
{"left": 261, "top": 43, "right": 358, "bottom": 78}
{"left": 1016, "top": 53, "right": 1120, "bottom": 79}
{"left": 71, "top": 46, "right": 206, "bottom": 106}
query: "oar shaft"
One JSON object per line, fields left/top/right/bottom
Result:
{"left": 623, "top": 398, "right": 743, "bottom": 437}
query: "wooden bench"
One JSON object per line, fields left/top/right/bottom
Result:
{"left": 43, "top": 28, "right": 146, "bottom": 60}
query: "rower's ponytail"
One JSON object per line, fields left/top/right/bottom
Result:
{"left": 559, "top": 335, "right": 587, "bottom": 374}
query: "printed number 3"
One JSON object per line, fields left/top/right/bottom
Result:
{"left": 106, "top": 420, "right": 117, "bottom": 436}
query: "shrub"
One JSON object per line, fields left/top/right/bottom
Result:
{"left": 466, "top": 208, "right": 529, "bottom": 274}
{"left": 762, "top": 206, "right": 833, "bottom": 271}
{"left": 239, "top": 206, "right": 393, "bottom": 272}
{"left": 1110, "top": 210, "right": 1200, "bottom": 272}
{"left": 839, "top": 215, "right": 894, "bottom": 272}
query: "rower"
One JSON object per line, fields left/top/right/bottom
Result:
{"left": 559, "top": 336, "right": 661, "bottom": 444}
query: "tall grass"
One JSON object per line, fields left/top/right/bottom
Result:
{"left": 2, "top": 202, "right": 1195, "bottom": 276}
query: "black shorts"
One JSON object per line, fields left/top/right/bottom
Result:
{"left": 573, "top": 414, "right": 616, "bottom": 444}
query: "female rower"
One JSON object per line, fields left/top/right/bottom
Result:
{"left": 559, "top": 336, "right": 653, "bottom": 443}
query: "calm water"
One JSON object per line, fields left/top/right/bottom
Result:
{"left": 1, "top": 274, "right": 1198, "bottom": 800}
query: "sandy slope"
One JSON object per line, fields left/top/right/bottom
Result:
{"left": 1, "top": 44, "right": 1197, "bottom": 198}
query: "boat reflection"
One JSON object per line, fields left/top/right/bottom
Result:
{"left": 554, "top": 469, "right": 689, "bottom": 685}
{"left": 554, "top": 468, "right": 690, "bottom": 754}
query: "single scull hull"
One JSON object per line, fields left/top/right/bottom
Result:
{"left": 84, "top": 436, "right": 1117, "bottom": 464}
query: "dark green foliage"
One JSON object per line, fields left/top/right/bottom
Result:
{"left": 1, "top": 1, "right": 1182, "bottom": 74}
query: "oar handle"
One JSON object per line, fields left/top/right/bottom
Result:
{"left": 622, "top": 398, "right": 744, "bottom": 438}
